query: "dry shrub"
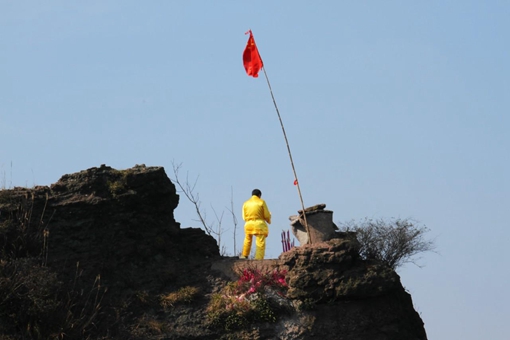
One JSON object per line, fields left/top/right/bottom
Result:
{"left": 340, "top": 218, "right": 436, "bottom": 270}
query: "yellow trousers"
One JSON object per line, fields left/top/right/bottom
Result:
{"left": 242, "top": 234, "right": 266, "bottom": 260}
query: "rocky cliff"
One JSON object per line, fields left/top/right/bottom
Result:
{"left": 0, "top": 165, "right": 427, "bottom": 339}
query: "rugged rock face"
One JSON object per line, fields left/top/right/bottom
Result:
{"left": 0, "top": 165, "right": 427, "bottom": 339}
{"left": 0, "top": 165, "right": 219, "bottom": 287}
{"left": 278, "top": 239, "right": 427, "bottom": 339}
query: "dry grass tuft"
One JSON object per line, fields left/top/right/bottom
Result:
{"left": 160, "top": 286, "right": 200, "bottom": 308}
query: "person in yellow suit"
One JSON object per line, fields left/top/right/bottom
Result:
{"left": 240, "top": 189, "right": 271, "bottom": 260}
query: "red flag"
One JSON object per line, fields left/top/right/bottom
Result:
{"left": 243, "top": 30, "right": 263, "bottom": 78}
{"left": 293, "top": 179, "right": 298, "bottom": 185}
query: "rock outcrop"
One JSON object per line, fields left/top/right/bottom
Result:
{"left": 0, "top": 165, "right": 218, "bottom": 288}
{"left": 0, "top": 165, "right": 427, "bottom": 339}
{"left": 278, "top": 238, "right": 427, "bottom": 339}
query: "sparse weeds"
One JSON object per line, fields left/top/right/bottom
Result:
{"left": 0, "top": 162, "right": 13, "bottom": 190}
{"left": 160, "top": 286, "right": 200, "bottom": 308}
{"left": 130, "top": 313, "right": 169, "bottom": 337}
{"left": 107, "top": 170, "right": 129, "bottom": 197}
{"left": 0, "top": 189, "right": 107, "bottom": 339}
{"left": 135, "top": 290, "right": 151, "bottom": 305}
{"left": 0, "top": 189, "right": 50, "bottom": 261}
{"left": 0, "top": 259, "right": 106, "bottom": 339}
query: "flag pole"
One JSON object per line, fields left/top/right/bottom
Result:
{"left": 260, "top": 66, "right": 312, "bottom": 244}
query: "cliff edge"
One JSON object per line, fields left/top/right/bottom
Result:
{"left": 0, "top": 165, "right": 427, "bottom": 339}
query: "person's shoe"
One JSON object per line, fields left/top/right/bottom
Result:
{"left": 238, "top": 255, "right": 248, "bottom": 259}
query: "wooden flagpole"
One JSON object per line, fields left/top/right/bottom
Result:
{"left": 261, "top": 67, "right": 312, "bottom": 244}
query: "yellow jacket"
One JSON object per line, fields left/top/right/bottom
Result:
{"left": 242, "top": 195, "right": 271, "bottom": 236}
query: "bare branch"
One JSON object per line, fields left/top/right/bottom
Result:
{"left": 211, "top": 206, "right": 226, "bottom": 254}
{"left": 226, "top": 186, "right": 238, "bottom": 255}
{"left": 170, "top": 161, "right": 212, "bottom": 235}
{"left": 170, "top": 161, "right": 241, "bottom": 257}
{"left": 339, "top": 218, "right": 436, "bottom": 271}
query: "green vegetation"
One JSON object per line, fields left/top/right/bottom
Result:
{"left": 206, "top": 266, "right": 288, "bottom": 331}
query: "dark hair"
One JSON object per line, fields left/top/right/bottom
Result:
{"left": 252, "top": 189, "right": 262, "bottom": 197}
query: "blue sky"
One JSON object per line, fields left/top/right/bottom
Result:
{"left": 1, "top": 1, "right": 509, "bottom": 339}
